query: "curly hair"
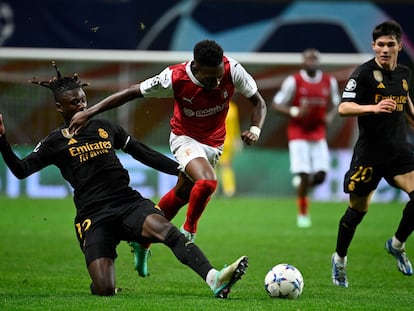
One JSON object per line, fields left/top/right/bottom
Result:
{"left": 29, "top": 61, "right": 89, "bottom": 101}
{"left": 193, "top": 40, "right": 223, "bottom": 67}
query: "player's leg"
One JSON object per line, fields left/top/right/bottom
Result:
{"left": 129, "top": 173, "right": 194, "bottom": 278}
{"left": 182, "top": 157, "right": 217, "bottom": 239}
{"left": 288, "top": 140, "right": 311, "bottom": 227}
{"left": 76, "top": 219, "right": 118, "bottom": 295}
{"left": 158, "top": 172, "right": 193, "bottom": 220}
{"left": 310, "top": 139, "right": 329, "bottom": 187}
{"left": 88, "top": 257, "right": 116, "bottom": 296}
{"left": 169, "top": 134, "right": 219, "bottom": 240}
{"left": 384, "top": 171, "right": 414, "bottom": 276}
{"left": 332, "top": 192, "right": 371, "bottom": 288}
{"left": 141, "top": 212, "right": 248, "bottom": 298}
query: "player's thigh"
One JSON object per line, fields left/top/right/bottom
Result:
{"left": 343, "top": 163, "right": 382, "bottom": 197}
{"left": 121, "top": 198, "right": 166, "bottom": 243}
{"left": 310, "top": 139, "right": 330, "bottom": 172}
{"left": 81, "top": 223, "right": 119, "bottom": 266}
{"left": 288, "top": 140, "right": 311, "bottom": 174}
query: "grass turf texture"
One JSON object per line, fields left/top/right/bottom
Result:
{"left": 1, "top": 196, "right": 413, "bottom": 311}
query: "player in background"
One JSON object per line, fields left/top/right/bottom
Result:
{"left": 272, "top": 48, "right": 340, "bottom": 228}
{"left": 0, "top": 63, "right": 248, "bottom": 298}
{"left": 69, "top": 40, "right": 267, "bottom": 277}
{"left": 331, "top": 20, "right": 414, "bottom": 288}
{"left": 217, "top": 100, "right": 242, "bottom": 197}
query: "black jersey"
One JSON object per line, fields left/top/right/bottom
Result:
{"left": 0, "top": 119, "right": 179, "bottom": 221}
{"left": 341, "top": 58, "right": 412, "bottom": 163}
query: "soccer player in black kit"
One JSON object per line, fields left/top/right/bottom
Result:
{"left": 0, "top": 63, "right": 248, "bottom": 298}
{"left": 331, "top": 20, "right": 414, "bottom": 288}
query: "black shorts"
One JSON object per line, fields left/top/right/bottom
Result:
{"left": 74, "top": 197, "right": 165, "bottom": 266}
{"left": 343, "top": 149, "right": 414, "bottom": 196}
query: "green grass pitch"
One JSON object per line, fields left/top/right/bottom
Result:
{"left": 1, "top": 196, "right": 413, "bottom": 310}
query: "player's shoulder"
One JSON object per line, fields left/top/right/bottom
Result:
{"left": 169, "top": 61, "right": 188, "bottom": 71}
{"left": 88, "top": 118, "right": 120, "bottom": 132}
{"left": 349, "top": 58, "right": 375, "bottom": 79}
{"left": 396, "top": 63, "right": 411, "bottom": 75}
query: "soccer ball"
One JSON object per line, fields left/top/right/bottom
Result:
{"left": 264, "top": 263, "right": 304, "bottom": 299}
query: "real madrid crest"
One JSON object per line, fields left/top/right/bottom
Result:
{"left": 98, "top": 128, "right": 108, "bottom": 139}
{"left": 61, "top": 128, "right": 74, "bottom": 139}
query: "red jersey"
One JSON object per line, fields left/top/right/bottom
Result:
{"left": 287, "top": 72, "right": 332, "bottom": 141}
{"left": 169, "top": 59, "right": 234, "bottom": 147}
{"left": 140, "top": 56, "right": 258, "bottom": 147}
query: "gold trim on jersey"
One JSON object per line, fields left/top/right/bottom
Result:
{"left": 403, "top": 79, "right": 409, "bottom": 91}
{"left": 373, "top": 70, "right": 385, "bottom": 88}
{"left": 373, "top": 70, "right": 383, "bottom": 83}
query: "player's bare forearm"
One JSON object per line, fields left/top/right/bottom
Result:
{"left": 69, "top": 84, "right": 142, "bottom": 133}
{"left": 249, "top": 92, "right": 267, "bottom": 128}
{"left": 89, "top": 85, "right": 142, "bottom": 116}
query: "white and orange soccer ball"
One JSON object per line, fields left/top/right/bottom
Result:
{"left": 264, "top": 263, "right": 304, "bottom": 299}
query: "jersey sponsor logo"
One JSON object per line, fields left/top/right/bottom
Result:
{"left": 299, "top": 97, "right": 327, "bottom": 106}
{"left": 182, "top": 103, "right": 226, "bottom": 118}
{"left": 374, "top": 94, "right": 407, "bottom": 111}
{"left": 344, "top": 79, "right": 356, "bottom": 91}
{"left": 69, "top": 140, "right": 112, "bottom": 162}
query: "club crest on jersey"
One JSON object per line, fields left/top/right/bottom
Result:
{"left": 373, "top": 70, "right": 385, "bottom": 88}
{"left": 61, "top": 128, "right": 74, "bottom": 139}
{"left": 402, "top": 79, "right": 409, "bottom": 91}
{"left": 222, "top": 90, "right": 228, "bottom": 100}
{"left": 98, "top": 128, "right": 108, "bottom": 139}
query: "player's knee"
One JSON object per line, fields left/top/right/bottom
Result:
{"left": 312, "top": 171, "right": 326, "bottom": 186}
{"left": 403, "top": 198, "right": 414, "bottom": 218}
{"left": 340, "top": 207, "right": 366, "bottom": 231}
{"left": 195, "top": 179, "right": 217, "bottom": 196}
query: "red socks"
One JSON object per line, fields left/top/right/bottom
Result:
{"left": 183, "top": 180, "right": 217, "bottom": 233}
{"left": 158, "top": 188, "right": 188, "bottom": 221}
{"left": 297, "top": 196, "right": 308, "bottom": 215}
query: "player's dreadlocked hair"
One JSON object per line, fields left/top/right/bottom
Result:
{"left": 193, "top": 40, "right": 223, "bottom": 67}
{"left": 29, "top": 61, "right": 89, "bottom": 101}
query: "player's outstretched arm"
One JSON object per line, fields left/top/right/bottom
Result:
{"left": 69, "top": 84, "right": 143, "bottom": 133}
{"left": 123, "top": 136, "right": 180, "bottom": 176}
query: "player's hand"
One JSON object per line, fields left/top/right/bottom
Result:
{"left": 0, "top": 114, "right": 5, "bottom": 136}
{"left": 241, "top": 130, "right": 259, "bottom": 146}
{"left": 375, "top": 99, "right": 397, "bottom": 114}
{"left": 69, "top": 110, "right": 90, "bottom": 134}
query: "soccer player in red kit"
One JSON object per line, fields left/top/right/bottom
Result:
{"left": 272, "top": 48, "right": 340, "bottom": 228}
{"left": 69, "top": 40, "right": 267, "bottom": 277}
